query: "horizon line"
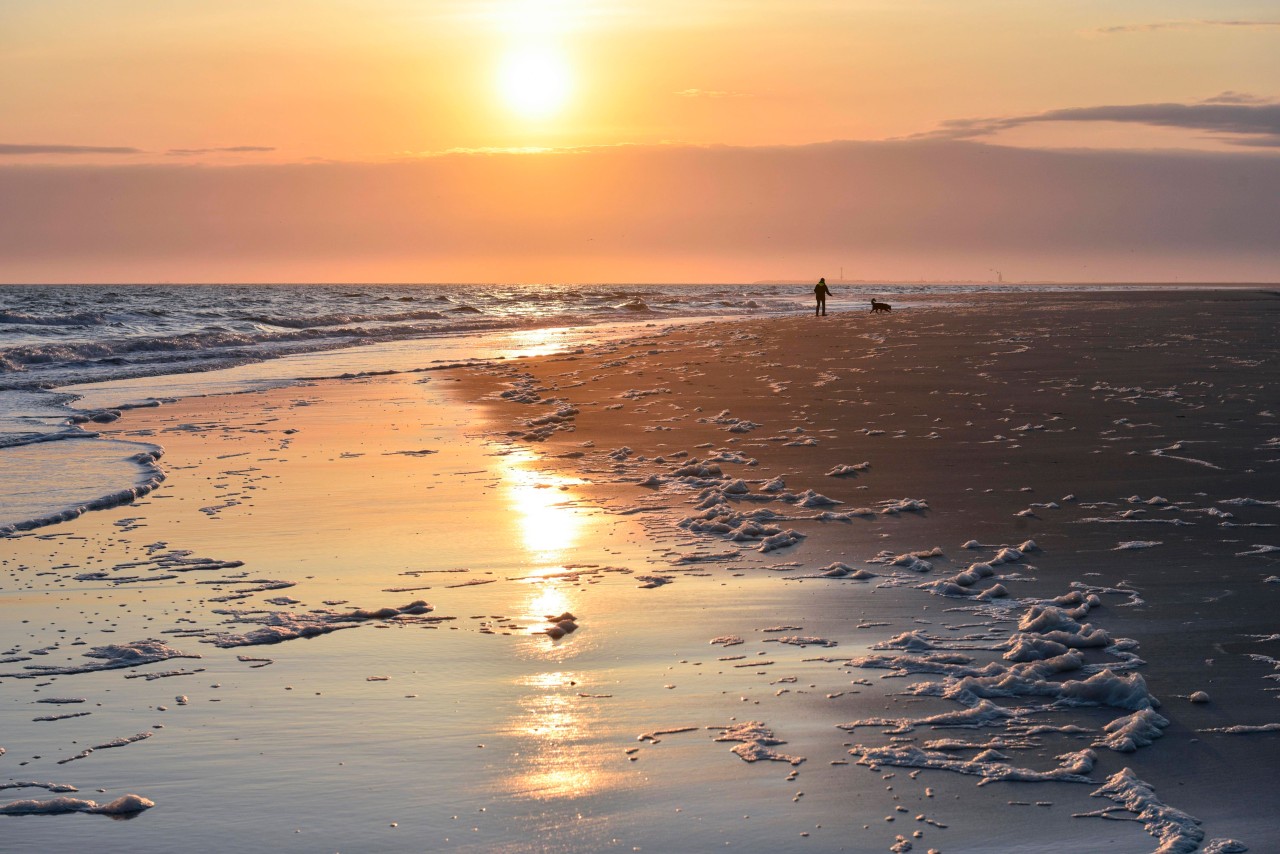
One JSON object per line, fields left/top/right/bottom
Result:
{"left": 2, "top": 280, "right": 1278, "bottom": 288}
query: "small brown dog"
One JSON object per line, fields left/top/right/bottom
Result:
{"left": 870, "top": 299, "right": 892, "bottom": 313}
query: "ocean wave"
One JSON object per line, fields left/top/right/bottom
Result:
{"left": 248, "top": 308, "right": 446, "bottom": 329}
{"left": 0, "top": 445, "right": 166, "bottom": 537}
{"left": 0, "top": 327, "right": 355, "bottom": 372}
{"left": 0, "top": 310, "right": 109, "bottom": 327}
{"left": 0, "top": 283, "right": 787, "bottom": 534}
{"left": 0, "top": 428, "right": 99, "bottom": 450}
{"left": 0, "top": 311, "right": 613, "bottom": 390}
{"left": 0, "top": 283, "right": 798, "bottom": 391}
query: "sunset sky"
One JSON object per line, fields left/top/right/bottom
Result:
{"left": 3, "top": 0, "right": 1279, "bottom": 283}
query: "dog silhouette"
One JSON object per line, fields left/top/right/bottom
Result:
{"left": 870, "top": 299, "right": 892, "bottom": 313}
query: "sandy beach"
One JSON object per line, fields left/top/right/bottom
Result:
{"left": 2, "top": 289, "right": 1278, "bottom": 853}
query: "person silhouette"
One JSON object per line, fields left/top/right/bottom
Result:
{"left": 814, "top": 277, "right": 831, "bottom": 317}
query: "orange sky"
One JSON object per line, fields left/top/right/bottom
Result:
{"left": 2, "top": 1, "right": 1279, "bottom": 282}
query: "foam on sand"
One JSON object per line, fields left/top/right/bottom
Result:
{"left": 826, "top": 462, "right": 871, "bottom": 477}
{"left": 789, "top": 489, "right": 841, "bottom": 507}
{"left": 0, "top": 782, "right": 78, "bottom": 794}
{"left": 206, "top": 600, "right": 435, "bottom": 647}
{"left": 713, "top": 721, "right": 805, "bottom": 766}
{"left": 849, "top": 743, "right": 1097, "bottom": 786}
{"left": 0, "top": 639, "right": 198, "bottom": 679}
{"left": 0, "top": 794, "right": 154, "bottom": 816}
{"left": 1198, "top": 723, "right": 1280, "bottom": 734}
{"left": 1077, "top": 768, "right": 1205, "bottom": 854}
{"left": 57, "top": 732, "right": 153, "bottom": 765}
{"left": 758, "top": 529, "right": 805, "bottom": 552}
{"left": 769, "top": 635, "right": 838, "bottom": 648}
{"left": 542, "top": 612, "right": 579, "bottom": 639}
{"left": 1095, "top": 708, "right": 1169, "bottom": 752}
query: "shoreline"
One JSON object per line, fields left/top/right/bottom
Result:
{"left": 1, "top": 288, "right": 1277, "bottom": 852}
{"left": 6, "top": 285, "right": 1275, "bottom": 540}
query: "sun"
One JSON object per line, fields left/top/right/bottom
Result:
{"left": 498, "top": 46, "right": 573, "bottom": 119}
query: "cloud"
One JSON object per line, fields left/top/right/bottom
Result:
{"left": 0, "top": 144, "right": 143, "bottom": 156}
{"left": 1202, "top": 91, "right": 1274, "bottom": 106}
{"left": 1094, "top": 20, "right": 1280, "bottom": 35}
{"left": 0, "top": 143, "right": 277, "bottom": 159}
{"left": 166, "top": 146, "right": 276, "bottom": 156}
{"left": 1, "top": 140, "right": 1278, "bottom": 283}
{"left": 676, "top": 88, "right": 751, "bottom": 98}
{"left": 921, "top": 100, "right": 1280, "bottom": 148}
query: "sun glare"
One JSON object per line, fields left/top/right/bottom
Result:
{"left": 498, "top": 46, "right": 573, "bottom": 119}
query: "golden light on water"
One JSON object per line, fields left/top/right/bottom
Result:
{"left": 505, "top": 671, "right": 624, "bottom": 801}
{"left": 522, "top": 670, "right": 581, "bottom": 691}
{"left": 527, "top": 583, "right": 573, "bottom": 624}
{"left": 500, "top": 449, "right": 585, "bottom": 564}
{"left": 493, "top": 435, "right": 628, "bottom": 801}
{"left": 498, "top": 326, "right": 577, "bottom": 360}
{"left": 508, "top": 690, "right": 602, "bottom": 799}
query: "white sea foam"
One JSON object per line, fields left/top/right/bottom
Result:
{"left": 1198, "top": 723, "right": 1280, "bottom": 734}
{"left": 0, "top": 793, "right": 154, "bottom": 816}
{"left": 790, "top": 489, "right": 841, "bottom": 507}
{"left": 848, "top": 744, "right": 1096, "bottom": 785}
{"left": 1079, "top": 516, "right": 1194, "bottom": 526}
{"left": 1079, "top": 768, "right": 1204, "bottom": 854}
{"left": 758, "top": 529, "right": 805, "bottom": 552}
{"left": 57, "top": 732, "right": 153, "bottom": 765}
{"left": 759, "top": 475, "right": 786, "bottom": 492}
{"left": 1, "top": 639, "right": 198, "bottom": 679}
{"left": 1202, "top": 841, "right": 1249, "bottom": 854}
{"left": 826, "top": 462, "right": 871, "bottom": 477}
{"left": 770, "top": 635, "right": 837, "bottom": 648}
{"left": 0, "top": 782, "right": 78, "bottom": 794}
{"left": 878, "top": 498, "right": 930, "bottom": 514}
{"left": 1096, "top": 708, "right": 1169, "bottom": 752}
{"left": 207, "top": 600, "right": 435, "bottom": 647}
{"left": 714, "top": 721, "right": 805, "bottom": 766}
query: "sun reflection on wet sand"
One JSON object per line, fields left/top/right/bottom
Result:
{"left": 493, "top": 444, "right": 631, "bottom": 802}
{"left": 504, "top": 672, "right": 626, "bottom": 801}
{"left": 526, "top": 583, "right": 573, "bottom": 626}
{"left": 495, "top": 326, "right": 581, "bottom": 360}
{"left": 498, "top": 448, "right": 586, "bottom": 565}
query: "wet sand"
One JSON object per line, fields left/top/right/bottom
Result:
{"left": 2, "top": 289, "right": 1278, "bottom": 853}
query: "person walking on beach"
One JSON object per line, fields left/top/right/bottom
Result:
{"left": 814, "top": 277, "right": 831, "bottom": 317}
